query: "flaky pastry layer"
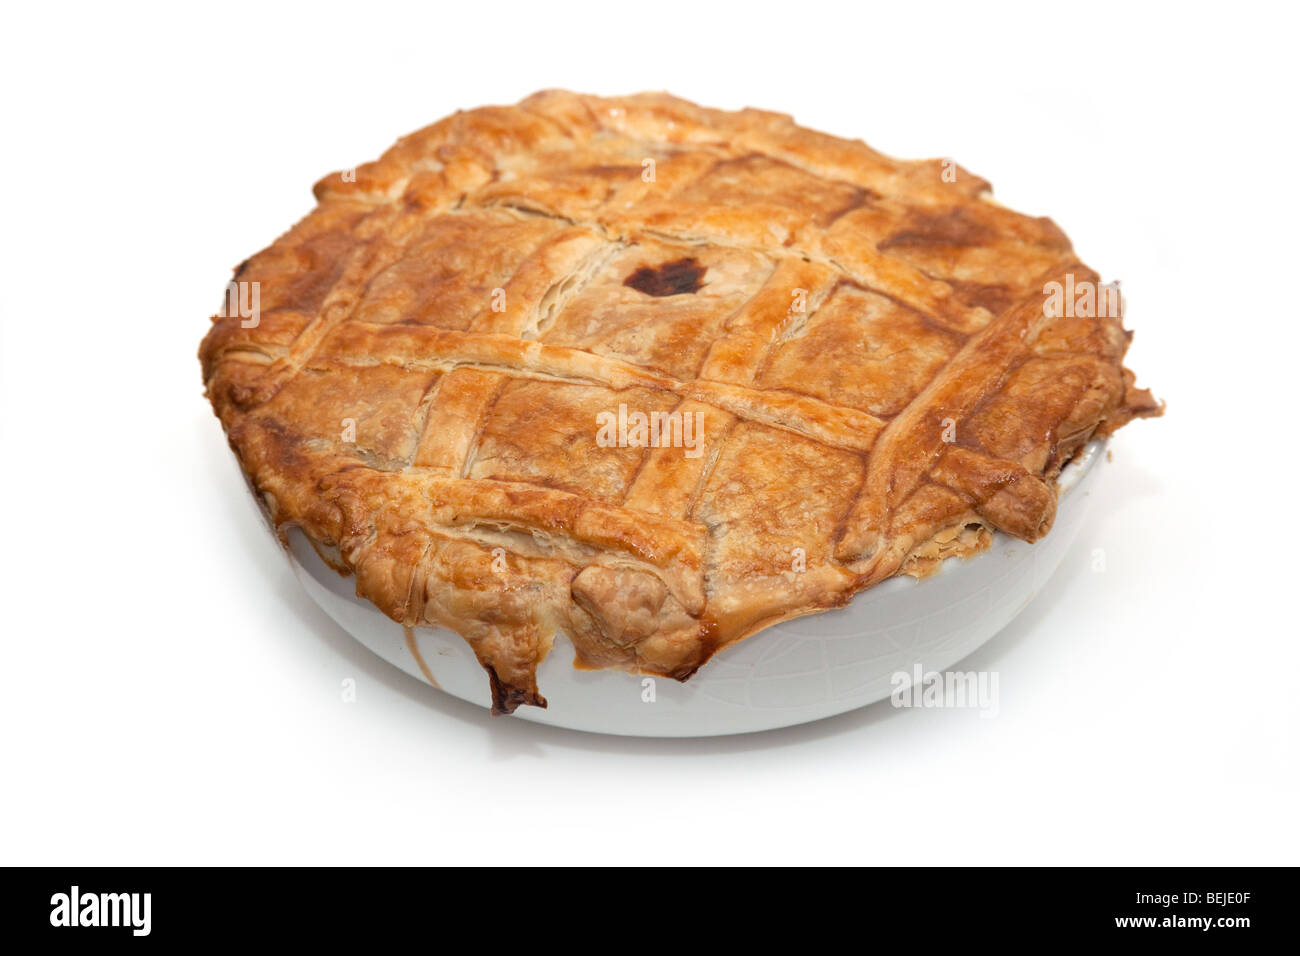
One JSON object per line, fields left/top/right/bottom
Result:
{"left": 200, "top": 91, "right": 1161, "bottom": 714}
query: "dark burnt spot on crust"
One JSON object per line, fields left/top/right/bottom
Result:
{"left": 878, "top": 208, "right": 996, "bottom": 250}
{"left": 623, "top": 257, "right": 707, "bottom": 297}
{"left": 486, "top": 665, "right": 547, "bottom": 715}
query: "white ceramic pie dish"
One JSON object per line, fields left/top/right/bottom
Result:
{"left": 276, "top": 439, "right": 1107, "bottom": 736}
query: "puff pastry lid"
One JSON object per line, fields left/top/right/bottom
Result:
{"left": 200, "top": 91, "right": 1160, "bottom": 714}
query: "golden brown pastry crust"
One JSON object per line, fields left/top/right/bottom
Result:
{"left": 199, "top": 91, "right": 1160, "bottom": 714}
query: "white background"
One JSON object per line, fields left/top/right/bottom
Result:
{"left": 2, "top": 1, "right": 1297, "bottom": 865}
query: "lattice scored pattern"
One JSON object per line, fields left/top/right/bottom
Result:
{"left": 200, "top": 91, "right": 1159, "bottom": 714}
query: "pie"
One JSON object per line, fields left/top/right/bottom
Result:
{"left": 199, "top": 91, "right": 1161, "bottom": 715}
